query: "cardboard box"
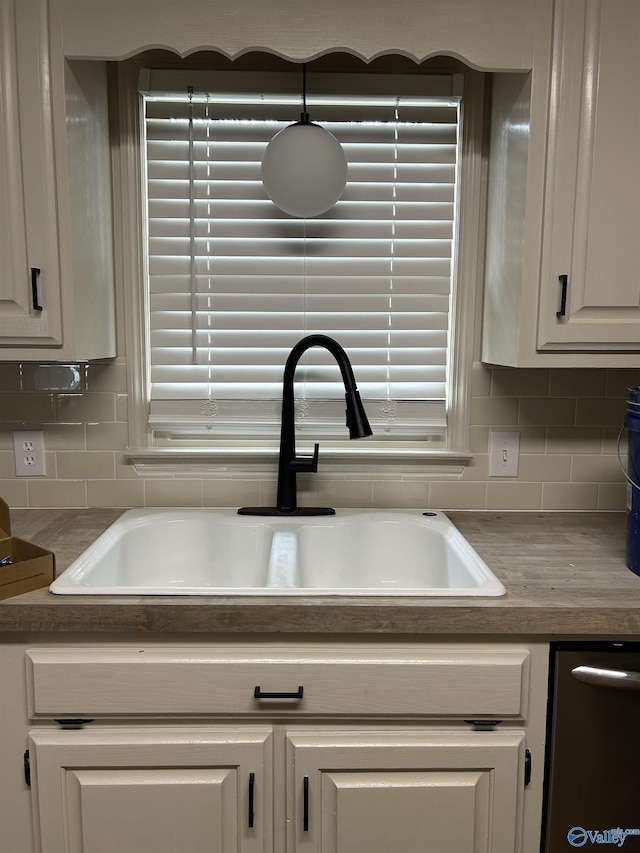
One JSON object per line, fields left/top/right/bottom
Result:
{"left": 0, "top": 498, "right": 54, "bottom": 599}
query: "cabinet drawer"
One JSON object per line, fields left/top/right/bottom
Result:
{"left": 26, "top": 645, "right": 530, "bottom": 719}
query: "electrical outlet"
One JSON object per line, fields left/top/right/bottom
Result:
{"left": 13, "top": 430, "right": 46, "bottom": 477}
{"left": 489, "top": 431, "right": 520, "bottom": 477}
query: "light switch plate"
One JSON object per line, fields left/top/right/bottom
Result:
{"left": 489, "top": 431, "right": 520, "bottom": 477}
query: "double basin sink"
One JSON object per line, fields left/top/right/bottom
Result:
{"left": 49, "top": 509, "right": 505, "bottom": 597}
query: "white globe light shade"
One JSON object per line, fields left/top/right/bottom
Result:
{"left": 261, "top": 122, "right": 348, "bottom": 217}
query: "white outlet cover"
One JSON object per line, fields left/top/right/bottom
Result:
{"left": 13, "top": 430, "right": 46, "bottom": 477}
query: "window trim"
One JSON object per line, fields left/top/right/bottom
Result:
{"left": 112, "top": 59, "right": 486, "bottom": 473}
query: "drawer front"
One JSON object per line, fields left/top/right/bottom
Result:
{"left": 26, "top": 645, "right": 530, "bottom": 719}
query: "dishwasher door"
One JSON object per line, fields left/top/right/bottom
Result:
{"left": 544, "top": 641, "right": 640, "bottom": 851}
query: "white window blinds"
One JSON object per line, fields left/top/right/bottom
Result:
{"left": 142, "top": 72, "right": 461, "bottom": 438}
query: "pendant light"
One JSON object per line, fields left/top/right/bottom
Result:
{"left": 261, "top": 64, "right": 348, "bottom": 218}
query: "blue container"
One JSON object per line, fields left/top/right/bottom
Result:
{"left": 625, "top": 387, "right": 640, "bottom": 575}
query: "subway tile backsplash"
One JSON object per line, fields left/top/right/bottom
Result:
{"left": 0, "top": 360, "right": 635, "bottom": 511}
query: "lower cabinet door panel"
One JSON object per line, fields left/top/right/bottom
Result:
{"left": 286, "top": 730, "right": 525, "bottom": 853}
{"left": 28, "top": 727, "right": 273, "bottom": 853}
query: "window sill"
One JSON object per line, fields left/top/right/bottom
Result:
{"left": 124, "top": 445, "right": 473, "bottom": 477}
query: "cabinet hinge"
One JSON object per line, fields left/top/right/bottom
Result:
{"left": 524, "top": 748, "right": 532, "bottom": 786}
{"left": 23, "top": 749, "right": 30, "bottom": 787}
{"left": 54, "top": 718, "right": 95, "bottom": 729}
{"left": 464, "top": 719, "right": 503, "bottom": 731}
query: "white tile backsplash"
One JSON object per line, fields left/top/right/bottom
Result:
{"left": 0, "top": 361, "right": 630, "bottom": 510}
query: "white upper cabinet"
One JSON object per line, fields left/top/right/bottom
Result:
{"left": 483, "top": 0, "right": 640, "bottom": 367}
{"left": 2, "top": 0, "right": 554, "bottom": 362}
{"left": 537, "top": 0, "right": 640, "bottom": 353}
{"left": 0, "top": 0, "right": 115, "bottom": 360}
{"left": 0, "top": 0, "right": 63, "bottom": 349}
{"left": 13, "top": 0, "right": 635, "bottom": 365}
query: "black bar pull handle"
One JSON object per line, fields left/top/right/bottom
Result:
{"left": 524, "top": 749, "right": 532, "bottom": 786}
{"left": 556, "top": 274, "right": 568, "bottom": 318}
{"left": 253, "top": 685, "right": 304, "bottom": 700}
{"left": 248, "top": 772, "right": 255, "bottom": 828}
{"left": 31, "top": 267, "right": 43, "bottom": 312}
{"left": 303, "top": 776, "right": 310, "bottom": 832}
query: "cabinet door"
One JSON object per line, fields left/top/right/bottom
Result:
{"left": 28, "top": 727, "right": 272, "bottom": 853}
{"left": 537, "top": 0, "right": 640, "bottom": 350}
{"left": 0, "top": 0, "right": 63, "bottom": 346}
{"left": 286, "top": 730, "right": 525, "bottom": 853}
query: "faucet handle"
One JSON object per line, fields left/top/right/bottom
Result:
{"left": 291, "top": 442, "right": 320, "bottom": 473}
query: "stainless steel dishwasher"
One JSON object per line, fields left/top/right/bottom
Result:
{"left": 544, "top": 641, "right": 640, "bottom": 851}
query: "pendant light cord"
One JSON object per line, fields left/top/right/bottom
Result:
{"left": 187, "top": 86, "right": 197, "bottom": 364}
{"left": 300, "top": 63, "right": 310, "bottom": 124}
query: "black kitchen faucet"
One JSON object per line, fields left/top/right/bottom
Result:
{"left": 239, "top": 334, "right": 372, "bottom": 516}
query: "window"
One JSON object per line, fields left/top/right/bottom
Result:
{"left": 118, "top": 60, "right": 485, "bottom": 467}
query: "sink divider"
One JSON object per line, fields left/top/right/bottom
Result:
{"left": 265, "top": 530, "right": 300, "bottom": 589}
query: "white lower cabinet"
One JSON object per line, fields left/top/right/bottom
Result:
{"left": 287, "top": 730, "right": 525, "bottom": 853}
{"left": 0, "top": 639, "right": 548, "bottom": 853}
{"left": 28, "top": 726, "right": 526, "bottom": 853}
{"left": 28, "top": 727, "right": 273, "bottom": 853}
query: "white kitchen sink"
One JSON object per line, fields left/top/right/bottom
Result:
{"left": 49, "top": 509, "right": 506, "bottom": 597}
